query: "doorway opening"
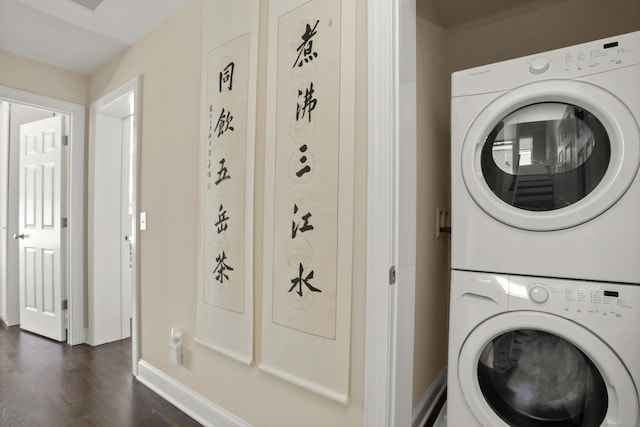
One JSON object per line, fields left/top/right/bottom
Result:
{"left": 88, "top": 77, "right": 141, "bottom": 374}
{"left": 0, "top": 86, "right": 85, "bottom": 346}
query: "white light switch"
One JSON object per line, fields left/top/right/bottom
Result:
{"left": 140, "top": 212, "right": 147, "bottom": 230}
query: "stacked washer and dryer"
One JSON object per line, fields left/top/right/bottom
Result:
{"left": 447, "top": 31, "right": 640, "bottom": 426}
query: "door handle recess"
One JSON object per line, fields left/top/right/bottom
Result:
{"left": 13, "top": 233, "right": 25, "bottom": 240}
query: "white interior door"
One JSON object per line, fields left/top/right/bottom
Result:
{"left": 89, "top": 108, "right": 133, "bottom": 346}
{"left": 17, "top": 115, "right": 66, "bottom": 342}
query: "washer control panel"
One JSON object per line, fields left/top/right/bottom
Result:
{"left": 508, "top": 275, "right": 640, "bottom": 323}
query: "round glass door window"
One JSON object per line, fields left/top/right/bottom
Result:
{"left": 477, "top": 329, "right": 608, "bottom": 426}
{"left": 481, "top": 103, "right": 610, "bottom": 211}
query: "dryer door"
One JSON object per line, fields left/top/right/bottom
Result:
{"left": 461, "top": 80, "right": 640, "bottom": 231}
{"left": 458, "top": 311, "right": 639, "bottom": 426}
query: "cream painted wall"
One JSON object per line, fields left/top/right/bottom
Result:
{"left": 91, "top": 4, "right": 203, "bottom": 404}
{"left": 448, "top": 0, "right": 640, "bottom": 72}
{"left": 90, "top": 0, "right": 367, "bottom": 425}
{"left": 0, "top": 50, "right": 88, "bottom": 105}
{"left": 413, "top": 9, "right": 451, "bottom": 409}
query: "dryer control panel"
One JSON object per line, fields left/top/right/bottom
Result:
{"left": 508, "top": 275, "right": 640, "bottom": 323}
{"left": 528, "top": 36, "right": 638, "bottom": 77}
{"left": 452, "top": 30, "right": 640, "bottom": 97}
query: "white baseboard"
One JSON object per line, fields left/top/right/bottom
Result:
{"left": 412, "top": 367, "right": 447, "bottom": 427}
{"left": 136, "top": 360, "right": 253, "bottom": 427}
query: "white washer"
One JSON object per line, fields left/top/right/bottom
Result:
{"left": 447, "top": 270, "right": 640, "bottom": 427}
{"left": 451, "top": 31, "right": 640, "bottom": 284}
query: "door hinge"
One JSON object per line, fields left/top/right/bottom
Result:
{"left": 61, "top": 217, "right": 68, "bottom": 228}
{"left": 389, "top": 266, "right": 396, "bottom": 285}
{"left": 62, "top": 135, "right": 69, "bottom": 146}
{"left": 62, "top": 299, "right": 68, "bottom": 310}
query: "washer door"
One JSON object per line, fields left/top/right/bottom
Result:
{"left": 458, "top": 311, "right": 639, "bottom": 426}
{"left": 461, "top": 80, "right": 640, "bottom": 231}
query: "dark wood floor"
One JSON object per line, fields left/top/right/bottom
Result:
{"left": 0, "top": 325, "right": 202, "bottom": 426}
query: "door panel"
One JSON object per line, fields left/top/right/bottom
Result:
{"left": 43, "top": 250, "right": 55, "bottom": 313}
{"left": 91, "top": 112, "right": 132, "bottom": 345}
{"left": 25, "top": 247, "right": 36, "bottom": 308}
{"left": 18, "top": 115, "right": 65, "bottom": 342}
{"left": 25, "top": 165, "right": 37, "bottom": 226}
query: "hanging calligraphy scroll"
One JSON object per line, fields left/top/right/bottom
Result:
{"left": 196, "top": 0, "right": 258, "bottom": 366}
{"left": 261, "top": 0, "right": 355, "bottom": 403}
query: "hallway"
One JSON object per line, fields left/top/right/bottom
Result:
{"left": 0, "top": 325, "right": 201, "bottom": 426}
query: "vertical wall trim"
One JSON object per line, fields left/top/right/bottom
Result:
{"left": 395, "top": 0, "right": 417, "bottom": 424}
{"left": 0, "top": 101, "right": 9, "bottom": 324}
{"left": 365, "top": 0, "right": 395, "bottom": 424}
{"left": 365, "top": 0, "right": 417, "bottom": 425}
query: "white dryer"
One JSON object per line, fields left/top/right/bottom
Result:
{"left": 451, "top": 31, "right": 640, "bottom": 284}
{"left": 447, "top": 270, "right": 640, "bottom": 427}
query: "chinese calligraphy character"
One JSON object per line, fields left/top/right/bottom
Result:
{"left": 215, "top": 204, "right": 229, "bottom": 234}
{"left": 215, "top": 158, "right": 231, "bottom": 185}
{"left": 213, "top": 251, "right": 234, "bottom": 284}
{"left": 219, "top": 62, "right": 235, "bottom": 92}
{"left": 293, "top": 20, "right": 319, "bottom": 68}
{"left": 295, "top": 144, "right": 311, "bottom": 178}
{"left": 292, "top": 204, "right": 314, "bottom": 238}
{"left": 214, "top": 108, "right": 235, "bottom": 137}
{"left": 289, "top": 262, "right": 320, "bottom": 296}
{"left": 296, "top": 82, "right": 317, "bottom": 122}
{"left": 208, "top": 104, "right": 214, "bottom": 139}
{"left": 207, "top": 104, "right": 214, "bottom": 185}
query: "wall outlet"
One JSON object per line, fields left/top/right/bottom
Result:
{"left": 169, "top": 327, "right": 183, "bottom": 366}
{"left": 169, "top": 342, "right": 182, "bottom": 366}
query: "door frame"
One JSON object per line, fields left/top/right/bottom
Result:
{"left": 365, "top": 0, "right": 416, "bottom": 426}
{"left": 88, "top": 76, "right": 141, "bottom": 374}
{"left": 0, "top": 101, "right": 11, "bottom": 325}
{"left": 0, "top": 85, "right": 85, "bottom": 345}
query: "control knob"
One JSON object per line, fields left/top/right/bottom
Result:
{"left": 529, "top": 286, "right": 549, "bottom": 304}
{"left": 529, "top": 57, "right": 550, "bottom": 74}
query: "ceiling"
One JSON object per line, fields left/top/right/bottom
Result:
{"left": 0, "top": 0, "right": 191, "bottom": 75}
{"left": 1, "top": 0, "right": 570, "bottom": 75}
